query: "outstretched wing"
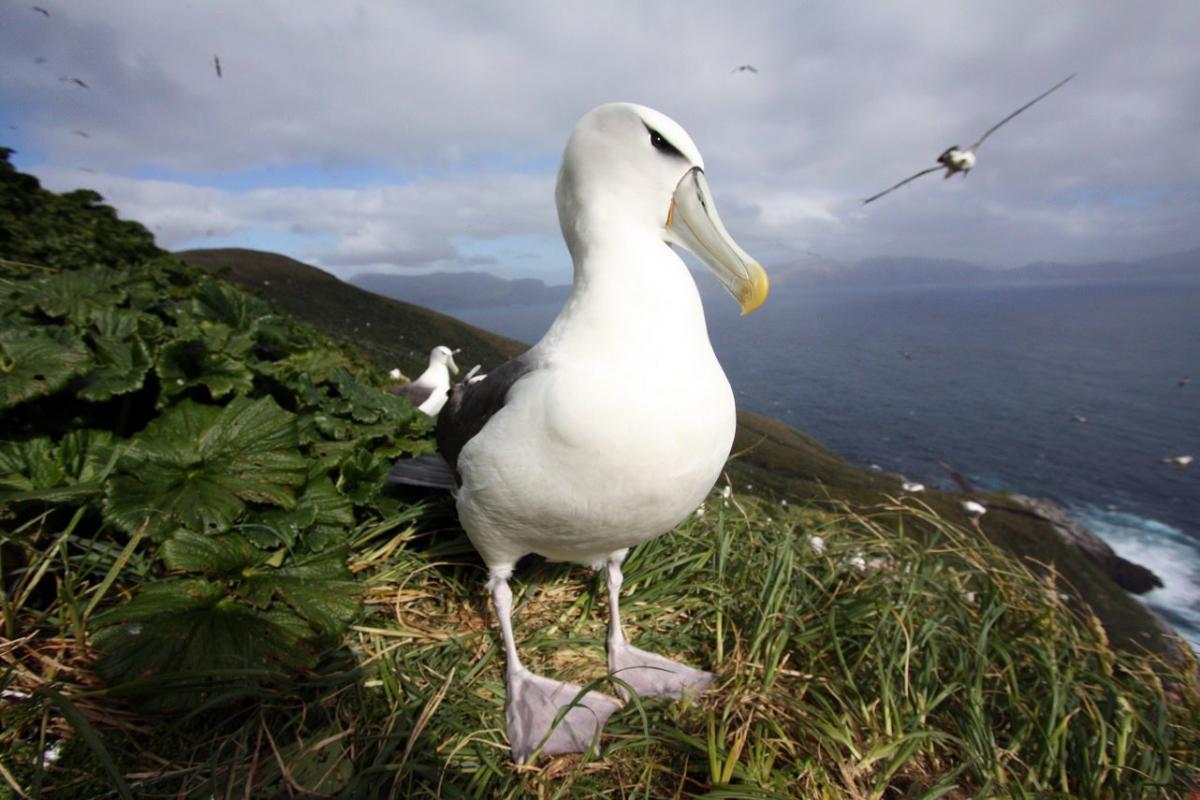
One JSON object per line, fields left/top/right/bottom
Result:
{"left": 862, "top": 165, "right": 944, "bottom": 205}
{"left": 969, "top": 73, "right": 1076, "bottom": 151}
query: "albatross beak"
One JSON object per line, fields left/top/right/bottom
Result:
{"left": 666, "top": 167, "right": 769, "bottom": 315}
{"left": 447, "top": 352, "right": 460, "bottom": 375}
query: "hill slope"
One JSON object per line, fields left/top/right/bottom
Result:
{"left": 180, "top": 246, "right": 1179, "bottom": 657}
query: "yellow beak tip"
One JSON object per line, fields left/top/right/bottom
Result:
{"left": 737, "top": 265, "right": 770, "bottom": 315}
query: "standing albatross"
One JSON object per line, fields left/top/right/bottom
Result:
{"left": 387, "top": 345, "right": 459, "bottom": 416}
{"left": 389, "top": 102, "right": 768, "bottom": 762}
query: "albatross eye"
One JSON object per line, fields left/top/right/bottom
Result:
{"left": 645, "top": 124, "right": 685, "bottom": 159}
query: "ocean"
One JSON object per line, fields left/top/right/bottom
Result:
{"left": 456, "top": 278, "right": 1200, "bottom": 650}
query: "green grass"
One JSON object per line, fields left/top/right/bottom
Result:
{"left": 4, "top": 489, "right": 1198, "bottom": 798}
{"left": 3, "top": 162, "right": 1198, "bottom": 798}
{"left": 188, "top": 245, "right": 1179, "bottom": 661}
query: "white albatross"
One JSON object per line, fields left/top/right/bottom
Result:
{"left": 388, "top": 102, "right": 769, "bottom": 763}
{"left": 862, "top": 73, "right": 1076, "bottom": 205}
{"left": 388, "top": 345, "right": 460, "bottom": 416}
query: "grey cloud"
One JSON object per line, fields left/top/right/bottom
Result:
{"left": 4, "top": 1, "right": 1199, "bottom": 275}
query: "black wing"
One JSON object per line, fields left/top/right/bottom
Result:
{"left": 969, "top": 73, "right": 1076, "bottom": 152}
{"left": 435, "top": 353, "right": 538, "bottom": 481}
{"left": 862, "top": 165, "right": 944, "bottom": 205}
{"left": 387, "top": 382, "right": 435, "bottom": 407}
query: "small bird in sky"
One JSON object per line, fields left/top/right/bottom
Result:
{"left": 863, "top": 73, "right": 1076, "bottom": 205}
{"left": 72, "top": 130, "right": 89, "bottom": 138}
{"left": 59, "top": 76, "right": 89, "bottom": 89}
{"left": 213, "top": 55, "right": 222, "bottom": 78}
{"left": 731, "top": 64, "right": 758, "bottom": 74}
{"left": 32, "top": 6, "right": 50, "bottom": 16}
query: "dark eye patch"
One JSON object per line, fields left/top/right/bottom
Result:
{"left": 644, "top": 122, "right": 686, "bottom": 159}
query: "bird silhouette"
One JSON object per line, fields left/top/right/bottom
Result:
{"left": 60, "top": 76, "right": 89, "bottom": 89}
{"left": 213, "top": 55, "right": 222, "bottom": 78}
{"left": 731, "top": 64, "right": 758, "bottom": 74}
{"left": 863, "top": 73, "right": 1076, "bottom": 205}
{"left": 32, "top": 6, "right": 50, "bottom": 17}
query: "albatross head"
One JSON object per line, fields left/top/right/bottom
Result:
{"left": 429, "top": 345, "right": 460, "bottom": 376}
{"left": 556, "top": 102, "right": 769, "bottom": 315}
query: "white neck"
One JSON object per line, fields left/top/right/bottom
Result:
{"left": 538, "top": 232, "right": 712, "bottom": 364}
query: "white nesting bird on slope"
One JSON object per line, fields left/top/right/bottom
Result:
{"left": 388, "top": 102, "right": 769, "bottom": 763}
{"left": 388, "top": 345, "right": 459, "bottom": 416}
{"left": 862, "top": 73, "right": 1076, "bottom": 205}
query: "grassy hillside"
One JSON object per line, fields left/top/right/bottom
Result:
{"left": 177, "top": 248, "right": 527, "bottom": 380}
{"left": 2, "top": 159, "right": 1198, "bottom": 798}
{"left": 182, "top": 247, "right": 1178, "bottom": 659}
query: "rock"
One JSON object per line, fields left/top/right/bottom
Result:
{"left": 999, "top": 494, "right": 1163, "bottom": 595}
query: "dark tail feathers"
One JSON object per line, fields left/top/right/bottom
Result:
{"left": 388, "top": 454, "right": 457, "bottom": 490}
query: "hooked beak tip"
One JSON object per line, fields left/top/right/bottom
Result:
{"left": 737, "top": 263, "right": 770, "bottom": 315}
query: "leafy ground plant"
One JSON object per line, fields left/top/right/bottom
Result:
{"left": 1, "top": 150, "right": 430, "bottom": 716}
{"left": 2, "top": 151, "right": 1198, "bottom": 798}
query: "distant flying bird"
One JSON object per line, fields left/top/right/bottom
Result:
{"left": 731, "top": 64, "right": 758, "bottom": 74}
{"left": 32, "top": 6, "right": 50, "bottom": 16}
{"left": 59, "top": 76, "right": 89, "bottom": 89}
{"left": 1162, "top": 455, "right": 1194, "bottom": 469}
{"left": 72, "top": 130, "right": 89, "bottom": 138}
{"left": 213, "top": 55, "right": 222, "bottom": 78}
{"left": 1071, "top": 414, "right": 1088, "bottom": 423}
{"left": 862, "top": 73, "right": 1076, "bottom": 205}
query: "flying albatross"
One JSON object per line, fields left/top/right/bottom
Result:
{"left": 862, "top": 73, "right": 1076, "bottom": 205}
{"left": 387, "top": 345, "right": 459, "bottom": 416}
{"left": 388, "top": 102, "right": 769, "bottom": 762}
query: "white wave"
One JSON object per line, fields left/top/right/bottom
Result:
{"left": 1072, "top": 506, "right": 1200, "bottom": 654}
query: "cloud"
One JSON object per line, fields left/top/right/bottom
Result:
{"left": 4, "top": 1, "right": 1200, "bottom": 277}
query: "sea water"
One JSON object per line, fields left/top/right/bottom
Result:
{"left": 457, "top": 279, "right": 1200, "bottom": 649}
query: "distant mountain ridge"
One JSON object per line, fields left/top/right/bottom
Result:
{"left": 348, "top": 247, "right": 1200, "bottom": 310}
{"left": 350, "top": 270, "right": 569, "bottom": 314}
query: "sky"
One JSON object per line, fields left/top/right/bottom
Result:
{"left": 3, "top": 1, "right": 1199, "bottom": 284}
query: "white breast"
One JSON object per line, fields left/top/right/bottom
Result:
{"left": 454, "top": 243, "right": 735, "bottom": 574}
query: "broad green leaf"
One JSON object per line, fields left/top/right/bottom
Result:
{"left": 155, "top": 337, "right": 254, "bottom": 404}
{"left": 76, "top": 334, "right": 152, "bottom": 401}
{"left": 0, "top": 437, "right": 64, "bottom": 491}
{"left": 0, "top": 331, "right": 91, "bottom": 408}
{"left": 161, "top": 529, "right": 262, "bottom": 574}
{"left": 87, "top": 305, "right": 164, "bottom": 341}
{"left": 92, "top": 578, "right": 311, "bottom": 707}
{"left": 13, "top": 267, "right": 126, "bottom": 319}
{"left": 105, "top": 397, "right": 307, "bottom": 538}
{"left": 242, "top": 549, "right": 360, "bottom": 636}
{"left": 242, "top": 504, "right": 318, "bottom": 549}
{"left": 0, "top": 430, "right": 118, "bottom": 497}
{"left": 190, "top": 279, "right": 275, "bottom": 331}
{"left": 335, "top": 447, "right": 391, "bottom": 506}
{"left": 242, "top": 471, "right": 355, "bottom": 551}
